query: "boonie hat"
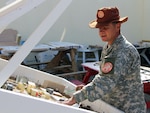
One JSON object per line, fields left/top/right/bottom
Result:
{"left": 89, "top": 7, "right": 128, "bottom": 28}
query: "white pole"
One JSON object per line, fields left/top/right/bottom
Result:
{"left": 0, "top": 0, "right": 24, "bottom": 16}
{"left": 0, "top": 0, "right": 47, "bottom": 33}
{"left": 0, "top": 0, "right": 72, "bottom": 87}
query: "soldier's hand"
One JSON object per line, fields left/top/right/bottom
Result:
{"left": 60, "top": 96, "right": 76, "bottom": 106}
{"left": 76, "top": 84, "right": 85, "bottom": 91}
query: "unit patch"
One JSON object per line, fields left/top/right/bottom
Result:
{"left": 101, "top": 62, "right": 113, "bottom": 74}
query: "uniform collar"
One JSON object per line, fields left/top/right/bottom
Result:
{"left": 102, "top": 34, "right": 125, "bottom": 56}
{"left": 105, "top": 34, "right": 125, "bottom": 49}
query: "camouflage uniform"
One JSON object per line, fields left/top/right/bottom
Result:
{"left": 73, "top": 35, "right": 146, "bottom": 113}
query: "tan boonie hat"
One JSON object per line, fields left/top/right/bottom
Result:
{"left": 89, "top": 7, "right": 128, "bottom": 28}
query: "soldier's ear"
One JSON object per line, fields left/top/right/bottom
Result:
{"left": 117, "top": 22, "right": 121, "bottom": 26}
{"left": 116, "top": 23, "right": 121, "bottom": 30}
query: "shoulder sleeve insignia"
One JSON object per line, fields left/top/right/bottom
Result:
{"left": 101, "top": 62, "right": 113, "bottom": 74}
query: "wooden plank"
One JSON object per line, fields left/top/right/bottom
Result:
{"left": 70, "top": 48, "right": 77, "bottom": 72}
{"left": 142, "top": 40, "right": 150, "bottom": 43}
{"left": 57, "top": 70, "right": 87, "bottom": 77}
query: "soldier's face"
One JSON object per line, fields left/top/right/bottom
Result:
{"left": 98, "top": 22, "right": 121, "bottom": 44}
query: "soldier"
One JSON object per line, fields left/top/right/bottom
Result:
{"left": 62, "top": 7, "right": 146, "bottom": 113}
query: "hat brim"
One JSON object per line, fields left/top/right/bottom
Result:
{"left": 89, "top": 16, "right": 128, "bottom": 28}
